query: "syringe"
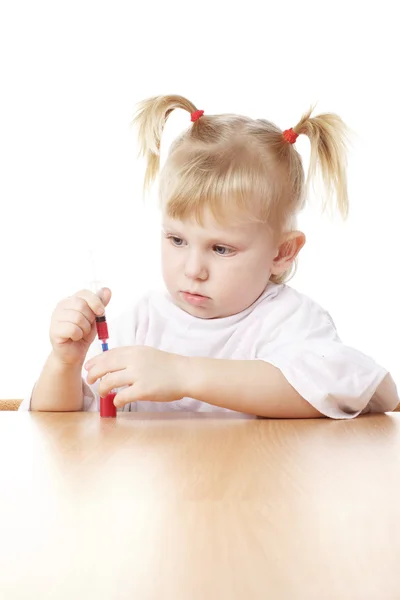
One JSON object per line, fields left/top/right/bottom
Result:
{"left": 90, "top": 280, "right": 117, "bottom": 418}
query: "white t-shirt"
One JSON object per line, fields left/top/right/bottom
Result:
{"left": 19, "top": 282, "right": 399, "bottom": 418}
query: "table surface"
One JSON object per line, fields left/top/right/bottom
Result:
{"left": 1, "top": 411, "right": 400, "bottom": 600}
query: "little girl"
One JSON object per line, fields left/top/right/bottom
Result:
{"left": 20, "top": 95, "right": 399, "bottom": 418}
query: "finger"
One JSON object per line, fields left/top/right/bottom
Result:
{"left": 97, "top": 369, "right": 134, "bottom": 398}
{"left": 62, "top": 289, "right": 111, "bottom": 320}
{"left": 85, "top": 347, "right": 131, "bottom": 376}
{"left": 56, "top": 294, "right": 101, "bottom": 324}
{"left": 98, "top": 287, "right": 112, "bottom": 307}
{"left": 53, "top": 321, "right": 87, "bottom": 343}
{"left": 86, "top": 355, "right": 125, "bottom": 384}
{"left": 71, "top": 291, "right": 107, "bottom": 318}
{"left": 57, "top": 308, "right": 92, "bottom": 337}
{"left": 113, "top": 384, "right": 143, "bottom": 408}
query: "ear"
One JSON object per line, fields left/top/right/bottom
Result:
{"left": 270, "top": 231, "right": 306, "bottom": 276}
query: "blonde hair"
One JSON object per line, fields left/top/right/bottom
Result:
{"left": 132, "top": 94, "right": 349, "bottom": 284}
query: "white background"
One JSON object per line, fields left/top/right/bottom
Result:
{"left": 0, "top": 0, "right": 398, "bottom": 399}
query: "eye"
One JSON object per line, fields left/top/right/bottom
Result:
{"left": 214, "top": 245, "right": 234, "bottom": 256}
{"left": 167, "top": 235, "right": 185, "bottom": 247}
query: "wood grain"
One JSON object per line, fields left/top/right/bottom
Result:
{"left": 0, "top": 399, "right": 22, "bottom": 411}
{"left": 1, "top": 412, "right": 400, "bottom": 599}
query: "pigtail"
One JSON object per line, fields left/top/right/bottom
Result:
{"left": 132, "top": 95, "right": 197, "bottom": 190}
{"left": 292, "top": 108, "right": 349, "bottom": 219}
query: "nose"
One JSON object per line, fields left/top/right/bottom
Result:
{"left": 184, "top": 249, "right": 208, "bottom": 281}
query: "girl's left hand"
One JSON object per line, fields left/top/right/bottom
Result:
{"left": 84, "top": 346, "right": 189, "bottom": 408}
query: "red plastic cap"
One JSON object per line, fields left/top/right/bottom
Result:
{"left": 100, "top": 392, "right": 117, "bottom": 418}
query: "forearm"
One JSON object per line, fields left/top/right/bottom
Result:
{"left": 185, "top": 357, "right": 323, "bottom": 418}
{"left": 30, "top": 352, "right": 84, "bottom": 412}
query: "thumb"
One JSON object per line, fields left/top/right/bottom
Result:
{"left": 98, "top": 287, "right": 112, "bottom": 308}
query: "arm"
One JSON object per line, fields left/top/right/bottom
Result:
{"left": 30, "top": 352, "right": 84, "bottom": 412}
{"left": 84, "top": 347, "right": 323, "bottom": 418}
{"left": 30, "top": 288, "right": 113, "bottom": 412}
{"left": 185, "top": 357, "right": 323, "bottom": 419}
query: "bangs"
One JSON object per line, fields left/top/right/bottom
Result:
{"left": 159, "top": 144, "right": 288, "bottom": 227}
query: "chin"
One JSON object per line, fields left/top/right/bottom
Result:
{"left": 180, "top": 303, "right": 215, "bottom": 319}
{"left": 173, "top": 298, "right": 213, "bottom": 319}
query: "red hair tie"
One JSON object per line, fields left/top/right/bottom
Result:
{"left": 283, "top": 128, "right": 299, "bottom": 144}
{"left": 191, "top": 109, "right": 204, "bottom": 122}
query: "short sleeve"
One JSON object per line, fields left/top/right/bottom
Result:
{"left": 254, "top": 298, "right": 399, "bottom": 419}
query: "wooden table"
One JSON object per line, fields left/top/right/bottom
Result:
{"left": 1, "top": 412, "right": 400, "bottom": 600}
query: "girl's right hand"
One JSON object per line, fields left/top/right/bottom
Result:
{"left": 50, "top": 288, "right": 112, "bottom": 366}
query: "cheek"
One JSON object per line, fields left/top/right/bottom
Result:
{"left": 218, "top": 256, "right": 271, "bottom": 293}
{"left": 161, "top": 245, "right": 179, "bottom": 279}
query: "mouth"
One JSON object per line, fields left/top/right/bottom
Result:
{"left": 180, "top": 291, "right": 210, "bottom": 306}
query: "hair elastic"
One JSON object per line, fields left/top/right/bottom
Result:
{"left": 191, "top": 109, "right": 204, "bottom": 122}
{"left": 283, "top": 128, "right": 299, "bottom": 144}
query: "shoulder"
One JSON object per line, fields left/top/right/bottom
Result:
{"left": 253, "top": 282, "right": 338, "bottom": 340}
{"left": 256, "top": 282, "right": 331, "bottom": 315}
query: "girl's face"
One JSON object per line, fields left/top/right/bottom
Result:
{"left": 161, "top": 209, "right": 279, "bottom": 319}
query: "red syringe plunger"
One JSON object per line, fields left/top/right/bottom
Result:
{"left": 95, "top": 316, "right": 109, "bottom": 341}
